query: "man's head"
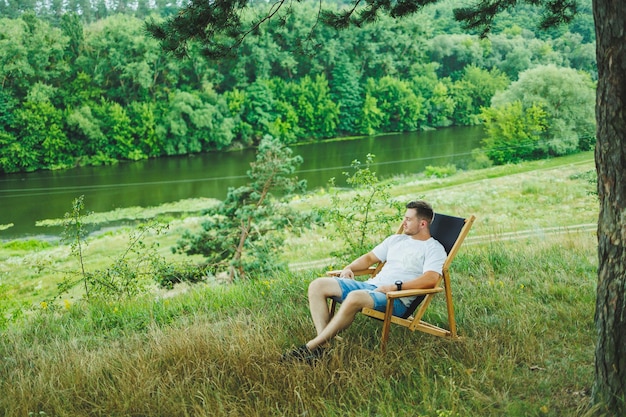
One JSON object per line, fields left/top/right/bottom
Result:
{"left": 406, "top": 200, "right": 434, "bottom": 223}
{"left": 403, "top": 200, "right": 434, "bottom": 238}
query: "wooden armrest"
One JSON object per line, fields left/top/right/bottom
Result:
{"left": 326, "top": 267, "right": 378, "bottom": 277}
{"left": 386, "top": 287, "right": 444, "bottom": 299}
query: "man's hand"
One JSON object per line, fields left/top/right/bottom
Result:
{"left": 375, "top": 284, "right": 396, "bottom": 294}
{"left": 339, "top": 267, "right": 354, "bottom": 279}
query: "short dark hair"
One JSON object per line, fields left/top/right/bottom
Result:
{"left": 406, "top": 200, "right": 434, "bottom": 223}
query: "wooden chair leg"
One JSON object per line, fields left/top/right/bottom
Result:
{"left": 443, "top": 275, "right": 458, "bottom": 338}
{"left": 329, "top": 299, "right": 337, "bottom": 318}
{"left": 381, "top": 299, "right": 394, "bottom": 352}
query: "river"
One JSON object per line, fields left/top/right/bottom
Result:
{"left": 0, "top": 126, "right": 484, "bottom": 240}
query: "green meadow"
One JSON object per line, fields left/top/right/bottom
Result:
{"left": 0, "top": 151, "right": 598, "bottom": 416}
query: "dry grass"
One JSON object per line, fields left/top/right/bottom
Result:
{"left": 0, "top": 151, "right": 598, "bottom": 416}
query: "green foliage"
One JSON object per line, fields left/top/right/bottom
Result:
{"left": 358, "top": 93, "right": 384, "bottom": 136}
{"left": 174, "top": 136, "right": 313, "bottom": 281}
{"left": 61, "top": 195, "right": 91, "bottom": 298}
{"left": 153, "top": 261, "right": 207, "bottom": 289}
{"left": 481, "top": 101, "right": 548, "bottom": 164}
{"left": 279, "top": 74, "right": 340, "bottom": 140}
{"left": 482, "top": 64, "right": 596, "bottom": 164}
{"left": 492, "top": 64, "right": 596, "bottom": 155}
{"left": 1, "top": 239, "right": 52, "bottom": 251}
{"left": 331, "top": 58, "right": 364, "bottom": 134}
{"left": 424, "top": 164, "right": 457, "bottom": 178}
{"left": 365, "top": 76, "right": 426, "bottom": 132}
{"left": 451, "top": 65, "right": 510, "bottom": 126}
{"left": 323, "top": 154, "right": 402, "bottom": 262}
{"left": 59, "top": 195, "right": 170, "bottom": 301}
{"left": 0, "top": 284, "right": 25, "bottom": 330}
{"left": 0, "top": 5, "right": 596, "bottom": 174}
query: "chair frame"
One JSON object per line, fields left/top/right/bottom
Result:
{"left": 328, "top": 214, "right": 475, "bottom": 351}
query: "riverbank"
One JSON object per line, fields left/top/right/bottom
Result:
{"left": 0, "top": 126, "right": 484, "bottom": 240}
{"left": 1, "top": 151, "right": 596, "bottom": 307}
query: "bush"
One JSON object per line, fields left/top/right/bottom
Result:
{"left": 424, "top": 164, "right": 457, "bottom": 178}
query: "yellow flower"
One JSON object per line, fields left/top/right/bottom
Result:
{"left": 64, "top": 300, "right": 71, "bottom": 310}
{"left": 40, "top": 301, "right": 48, "bottom": 309}
{"left": 540, "top": 405, "right": 549, "bottom": 414}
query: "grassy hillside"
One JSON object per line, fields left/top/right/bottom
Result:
{"left": 0, "top": 152, "right": 599, "bottom": 416}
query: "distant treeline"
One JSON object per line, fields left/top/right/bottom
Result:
{"left": 0, "top": 0, "right": 595, "bottom": 173}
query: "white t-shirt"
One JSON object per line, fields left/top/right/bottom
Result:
{"left": 367, "top": 234, "right": 447, "bottom": 306}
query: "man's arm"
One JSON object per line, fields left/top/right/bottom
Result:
{"left": 375, "top": 270, "right": 441, "bottom": 293}
{"left": 339, "top": 252, "right": 381, "bottom": 279}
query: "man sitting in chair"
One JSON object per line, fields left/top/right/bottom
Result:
{"left": 283, "top": 200, "right": 447, "bottom": 363}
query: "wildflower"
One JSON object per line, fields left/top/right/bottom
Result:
{"left": 64, "top": 299, "right": 71, "bottom": 310}
{"left": 540, "top": 405, "right": 549, "bottom": 414}
{"left": 40, "top": 301, "right": 48, "bottom": 310}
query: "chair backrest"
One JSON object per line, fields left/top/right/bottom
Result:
{"left": 430, "top": 213, "right": 467, "bottom": 255}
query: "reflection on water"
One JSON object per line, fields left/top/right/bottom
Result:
{"left": 0, "top": 126, "right": 484, "bottom": 239}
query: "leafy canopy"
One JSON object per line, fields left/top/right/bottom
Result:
{"left": 146, "top": 0, "right": 582, "bottom": 57}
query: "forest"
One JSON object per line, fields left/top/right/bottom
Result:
{"left": 0, "top": 0, "right": 596, "bottom": 173}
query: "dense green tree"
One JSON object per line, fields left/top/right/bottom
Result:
{"left": 553, "top": 31, "right": 597, "bottom": 78}
{"left": 491, "top": 64, "right": 595, "bottom": 155}
{"left": 0, "top": 90, "right": 17, "bottom": 131}
{"left": 128, "top": 101, "right": 162, "bottom": 157}
{"left": 238, "top": 79, "right": 280, "bottom": 142}
{"left": 428, "top": 34, "right": 487, "bottom": 79}
{"left": 93, "top": 98, "right": 138, "bottom": 160}
{"left": 357, "top": 93, "right": 384, "bottom": 136}
{"left": 0, "top": 3, "right": 597, "bottom": 176}
{"left": 280, "top": 74, "right": 339, "bottom": 140}
{"left": 411, "top": 62, "right": 455, "bottom": 127}
{"left": 0, "top": 14, "right": 68, "bottom": 99}
{"left": 451, "top": 65, "right": 510, "bottom": 125}
{"left": 161, "top": 87, "right": 235, "bottom": 154}
{"left": 12, "top": 84, "right": 73, "bottom": 171}
{"left": 365, "top": 75, "right": 425, "bottom": 132}
{"left": 78, "top": 14, "right": 161, "bottom": 104}
{"left": 481, "top": 100, "right": 548, "bottom": 163}
{"left": 65, "top": 104, "right": 108, "bottom": 159}
{"left": 174, "top": 135, "right": 310, "bottom": 281}
{"left": 330, "top": 58, "right": 364, "bottom": 134}
{"left": 0, "top": 131, "right": 22, "bottom": 173}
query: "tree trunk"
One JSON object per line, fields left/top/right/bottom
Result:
{"left": 593, "top": 0, "right": 626, "bottom": 413}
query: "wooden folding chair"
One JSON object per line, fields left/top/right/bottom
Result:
{"left": 328, "top": 213, "right": 475, "bottom": 351}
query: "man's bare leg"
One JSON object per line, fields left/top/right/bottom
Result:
{"left": 307, "top": 277, "right": 342, "bottom": 335}
{"left": 305, "top": 290, "right": 374, "bottom": 350}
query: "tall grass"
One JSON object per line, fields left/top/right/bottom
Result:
{"left": 0, "top": 231, "right": 596, "bottom": 416}
{"left": 1, "top": 153, "right": 598, "bottom": 416}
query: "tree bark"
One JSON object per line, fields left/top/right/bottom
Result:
{"left": 593, "top": 0, "right": 626, "bottom": 413}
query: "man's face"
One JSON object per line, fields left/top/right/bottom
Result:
{"left": 402, "top": 208, "right": 425, "bottom": 236}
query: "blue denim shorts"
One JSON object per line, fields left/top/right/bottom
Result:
{"left": 334, "top": 278, "right": 409, "bottom": 317}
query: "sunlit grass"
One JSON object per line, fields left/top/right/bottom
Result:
{"left": 0, "top": 231, "right": 595, "bottom": 416}
{"left": 0, "top": 152, "right": 599, "bottom": 416}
